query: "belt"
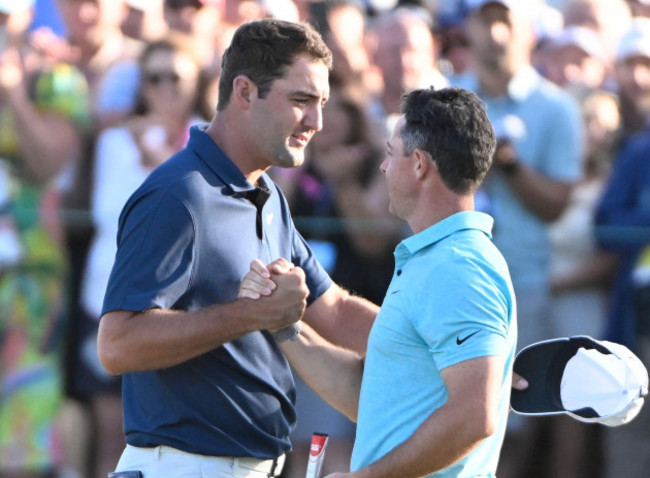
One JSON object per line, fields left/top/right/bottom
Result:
{"left": 128, "top": 445, "right": 286, "bottom": 477}
{"left": 237, "top": 453, "right": 286, "bottom": 477}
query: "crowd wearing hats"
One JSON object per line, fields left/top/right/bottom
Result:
{"left": 0, "top": 0, "right": 649, "bottom": 477}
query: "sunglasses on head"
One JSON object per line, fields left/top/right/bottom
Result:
{"left": 144, "top": 71, "right": 182, "bottom": 85}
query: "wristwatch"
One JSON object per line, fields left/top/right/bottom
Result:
{"left": 272, "top": 321, "right": 302, "bottom": 342}
{"left": 499, "top": 159, "right": 521, "bottom": 176}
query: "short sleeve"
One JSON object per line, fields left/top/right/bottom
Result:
{"left": 538, "top": 93, "right": 582, "bottom": 181}
{"left": 412, "top": 259, "right": 511, "bottom": 371}
{"left": 101, "top": 188, "right": 196, "bottom": 315}
{"left": 290, "top": 223, "right": 333, "bottom": 305}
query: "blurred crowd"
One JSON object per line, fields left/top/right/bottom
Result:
{"left": 0, "top": 0, "right": 648, "bottom": 477}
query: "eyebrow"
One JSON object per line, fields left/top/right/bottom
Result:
{"left": 386, "top": 140, "right": 392, "bottom": 150}
{"left": 291, "top": 90, "right": 328, "bottom": 103}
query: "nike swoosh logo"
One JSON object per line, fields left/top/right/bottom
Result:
{"left": 391, "top": 290, "right": 401, "bottom": 295}
{"left": 456, "top": 330, "right": 481, "bottom": 345}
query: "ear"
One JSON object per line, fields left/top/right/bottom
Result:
{"left": 413, "top": 149, "right": 434, "bottom": 180}
{"left": 232, "top": 75, "right": 257, "bottom": 110}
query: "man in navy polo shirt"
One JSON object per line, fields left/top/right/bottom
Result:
{"left": 97, "top": 19, "right": 379, "bottom": 478}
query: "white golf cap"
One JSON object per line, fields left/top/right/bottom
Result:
{"left": 616, "top": 18, "right": 650, "bottom": 62}
{"left": 550, "top": 26, "right": 606, "bottom": 61}
{"left": 511, "top": 336, "right": 649, "bottom": 427}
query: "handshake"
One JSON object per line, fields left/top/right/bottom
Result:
{"left": 238, "top": 258, "right": 308, "bottom": 341}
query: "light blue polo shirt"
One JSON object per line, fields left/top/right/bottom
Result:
{"left": 351, "top": 212, "right": 517, "bottom": 477}
{"left": 454, "top": 67, "right": 582, "bottom": 289}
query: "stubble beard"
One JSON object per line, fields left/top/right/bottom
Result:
{"left": 274, "top": 143, "right": 306, "bottom": 169}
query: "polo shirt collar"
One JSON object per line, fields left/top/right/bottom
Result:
{"left": 187, "top": 124, "right": 258, "bottom": 194}
{"left": 396, "top": 211, "right": 494, "bottom": 257}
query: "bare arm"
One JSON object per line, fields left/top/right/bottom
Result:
{"left": 327, "top": 355, "right": 506, "bottom": 478}
{"left": 303, "top": 282, "right": 378, "bottom": 353}
{"left": 98, "top": 267, "right": 309, "bottom": 375}
{"left": 240, "top": 258, "right": 378, "bottom": 352}
{"left": 493, "top": 142, "right": 573, "bottom": 222}
{"left": 0, "top": 49, "right": 82, "bottom": 184}
{"left": 550, "top": 251, "right": 618, "bottom": 294}
{"left": 280, "top": 323, "right": 364, "bottom": 421}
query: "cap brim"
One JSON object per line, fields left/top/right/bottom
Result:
{"left": 511, "top": 336, "right": 609, "bottom": 416}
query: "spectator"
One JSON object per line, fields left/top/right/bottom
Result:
{"left": 53, "top": 0, "right": 143, "bottom": 126}
{"left": 626, "top": 0, "right": 650, "bottom": 17}
{"left": 456, "top": 1, "right": 584, "bottom": 476}
{"left": 594, "top": 19, "right": 650, "bottom": 478}
{"left": 436, "top": 1, "right": 474, "bottom": 78}
{"left": 0, "top": 0, "right": 90, "bottom": 476}
{"left": 307, "top": 0, "right": 381, "bottom": 101}
{"left": 546, "top": 89, "right": 621, "bottom": 478}
{"left": 562, "top": 0, "right": 632, "bottom": 66}
{"left": 541, "top": 25, "right": 610, "bottom": 97}
{"left": 595, "top": 17, "right": 650, "bottom": 354}
{"left": 121, "top": 0, "right": 168, "bottom": 43}
{"left": 366, "top": 6, "right": 448, "bottom": 137}
{"left": 614, "top": 18, "right": 650, "bottom": 139}
{"left": 163, "top": 0, "right": 223, "bottom": 67}
{"left": 41, "top": 2, "right": 147, "bottom": 474}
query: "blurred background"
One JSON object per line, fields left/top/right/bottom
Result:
{"left": 0, "top": 0, "right": 649, "bottom": 477}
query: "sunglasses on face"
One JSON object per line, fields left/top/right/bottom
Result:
{"left": 144, "top": 71, "right": 182, "bottom": 86}
{"left": 165, "top": 0, "right": 203, "bottom": 10}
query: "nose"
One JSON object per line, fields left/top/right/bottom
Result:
{"left": 489, "top": 22, "right": 510, "bottom": 45}
{"left": 304, "top": 103, "right": 323, "bottom": 132}
{"left": 380, "top": 157, "right": 388, "bottom": 174}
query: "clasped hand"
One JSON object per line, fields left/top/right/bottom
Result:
{"left": 239, "top": 258, "right": 308, "bottom": 332}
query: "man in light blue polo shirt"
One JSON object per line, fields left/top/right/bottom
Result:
{"left": 242, "top": 87, "right": 517, "bottom": 477}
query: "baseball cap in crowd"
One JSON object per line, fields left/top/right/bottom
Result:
{"left": 511, "top": 336, "right": 649, "bottom": 427}
{"left": 0, "top": 0, "right": 35, "bottom": 15}
{"left": 549, "top": 25, "right": 606, "bottom": 61}
{"left": 616, "top": 18, "right": 650, "bottom": 62}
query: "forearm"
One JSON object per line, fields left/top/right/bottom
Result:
{"left": 6, "top": 87, "right": 81, "bottom": 183}
{"left": 353, "top": 356, "right": 503, "bottom": 478}
{"left": 498, "top": 164, "right": 573, "bottom": 222}
{"left": 281, "top": 323, "right": 363, "bottom": 421}
{"left": 354, "top": 404, "right": 488, "bottom": 478}
{"left": 304, "top": 285, "right": 378, "bottom": 354}
{"left": 551, "top": 252, "right": 618, "bottom": 293}
{"left": 98, "top": 299, "right": 276, "bottom": 374}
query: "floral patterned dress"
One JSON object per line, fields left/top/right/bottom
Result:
{"left": 0, "top": 62, "right": 89, "bottom": 472}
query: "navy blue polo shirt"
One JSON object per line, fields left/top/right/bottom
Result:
{"left": 101, "top": 125, "right": 332, "bottom": 458}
